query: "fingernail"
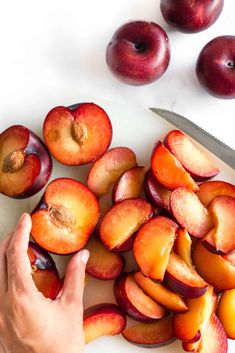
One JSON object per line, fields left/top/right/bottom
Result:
{"left": 79, "top": 250, "right": 89, "bottom": 265}
{"left": 19, "top": 213, "right": 27, "bottom": 222}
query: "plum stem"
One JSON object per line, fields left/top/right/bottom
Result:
{"left": 226, "top": 61, "right": 234, "bottom": 69}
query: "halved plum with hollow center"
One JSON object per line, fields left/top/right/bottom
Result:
{"left": 196, "top": 180, "right": 235, "bottom": 206}
{"left": 88, "top": 147, "right": 137, "bottom": 197}
{"left": 100, "top": 198, "right": 152, "bottom": 250}
{"left": 114, "top": 273, "right": 166, "bottom": 322}
{"left": 170, "top": 187, "right": 213, "bottom": 238}
{"left": 151, "top": 142, "right": 199, "bottom": 192}
{"left": 84, "top": 303, "right": 126, "bottom": 344}
{"left": 134, "top": 216, "right": 178, "bottom": 281}
{"left": 31, "top": 178, "right": 99, "bottom": 254}
{"left": 0, "top": 125, "right": 52, "bottom": 198}
{"left": 165, "top": 251, "right": 208, "bottom": 299}
{"left": 165, "top": 130, "right": 219, "bottom": 180}
{"left": 85, "top": 236, "right": 124, "bottom": 280}
{"left": 43, "top": 103, "right": 112, "bottom": 166}
{"left": 122, "top": 315, "right": 175, "bottom": 348}
{"left": 28, "top": 241, "right": 60, "bottom": 299}
{"left": 112, "top": 166, "right": 145, "bottom": 203}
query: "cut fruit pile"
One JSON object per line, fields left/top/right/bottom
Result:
{"left": 1, "top": 103, "right": 235, "bottom": 352}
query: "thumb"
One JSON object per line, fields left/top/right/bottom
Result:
{"left": 60, "top": 249, "right": 89, "bottom": 305}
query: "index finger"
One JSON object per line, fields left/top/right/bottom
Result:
{"left": 6, "top": 213, "right": 36, "bottom": 293}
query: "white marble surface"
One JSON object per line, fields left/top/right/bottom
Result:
{"left": 0, "top": 0, "right": 234, "bottom": 147}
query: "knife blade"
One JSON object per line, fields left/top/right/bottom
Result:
{"left": 150, "top": 108, "right": 235, "bottom": 171}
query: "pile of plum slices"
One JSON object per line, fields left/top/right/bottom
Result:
{"left": 1, "top": 103, "right": 235, "bottom": 352}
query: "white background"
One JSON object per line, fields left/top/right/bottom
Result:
{"left": 0, "top": 1, "right": 235, "bottom": 353}
{"left": 0, "top": 0, "right": 234, "bottom": 147}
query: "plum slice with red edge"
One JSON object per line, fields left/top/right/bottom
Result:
{"left": 197, "top": 314, "right": 228, "bottom": 353}
{"left": 134, "top": 271, "right": 188, "bottom": 313}
{"left": 174, "top": 286, "right": 216, "bottom": 343}
{"left": 112, "top": 166, "right": 145, "bottom": 203}
{"left": 99, "top": 198, "right": 152, "bottom": 251}
{"left": 83, "top": 303, "right": 126, "bottom": 344}
{"left": 151, "top": 142, "right": 199, "bottom": 192}
{"left": 165, "top": 251, "right": 208, "bottom": 299}
{"left": 114, "top": 273, "right": 166, "bottom": 322}
{"left": 88, "top": 147, "right": 137, "bottom": 197}
{"left": 193, "top": 241, "right": 235, "bottom": 291}
{"left": 85, "top": 236, "right": 124, "bottom": 280}
{"left": 203, "top": 196, "right": 235, "bottom": 254}
{"left": 31, "top": 178, "right": 99, "bottom": 254}
{"left": 174, "top": 228, "right": 194, "bottom": 270}
{"left": 144, "top": 169, "right": 171, "bottom": 213}
{"left": 28, "top": 241, "right": 60, "bottom": 299}
{"left": 134, "top": 216, "right": 178, "bottom": 281}
{"left": 170, "top": 187, "right": 213, "bottom": 238}
{"left": 114, "top": 232, "right": 136, "bottom": 252}
{"left": 165, "top": 130, "right": 219, "bottom": 180}
{"left": 122, "top": 315, "right": 175, "bottom": 348}
{"left": 43, "top": 103, "right": 112, "bottom": 166}
{"left": 0, "top": 125, "right": 52, "bottom": 198}
{"left": 196, "top": 180, "right": 235, "bottom": 206}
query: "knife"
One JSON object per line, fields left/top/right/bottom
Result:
{"left": 150, "top": 108, "right": 235, "bottom": 171}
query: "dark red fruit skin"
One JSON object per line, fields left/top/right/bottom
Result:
{"left": 28, "top": 241, "right": 60, "bottom": 299}
{"left": 196, "top": 36, "right": 235, "bottom": 99}
{"left": 1, "top": 126, "right": 52, "bottom": 199}
{"left": 106, "top": 21, "right": 170, "bottom": 86}
{"left": 29, "top": 241, "right": 58, "bottom": 272}
{"left": 164, "top": 272, "right": 208, "bottom": 299}
{"left": 144, "top": 169, "right": 171, "bottom": 213}
{"left": 160, "top": 0, "right": 224, "bottom": 33}
{"left": 114, "top": 273, "right": 157, "bottom": 323}
{"left": 113, "top": 232, "right": 136, "bottom": 253}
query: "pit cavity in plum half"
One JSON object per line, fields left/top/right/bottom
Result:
{"left": 0, "top": 125, "right": 52, "bottom": 198}
{"left": 31, "top": 178, "right": 99, "bottom": 254}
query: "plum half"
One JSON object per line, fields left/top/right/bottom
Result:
{"left": 43, "top": 103, "right": 112, "bottom": 166}
{"left": 84, "top": 303, "right": 126, "bottom": 344}
{"left": 28, "top": 241, "right": 60, "bottom": 299}
{"left": 31, "top": 178, "right": 99, "bottom": 254}
{"left": 0, "top": 125, "right": 52, "bottom": 198}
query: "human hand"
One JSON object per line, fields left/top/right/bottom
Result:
{"left": 0, "top": 213, "right": 89, "bottom": 353}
